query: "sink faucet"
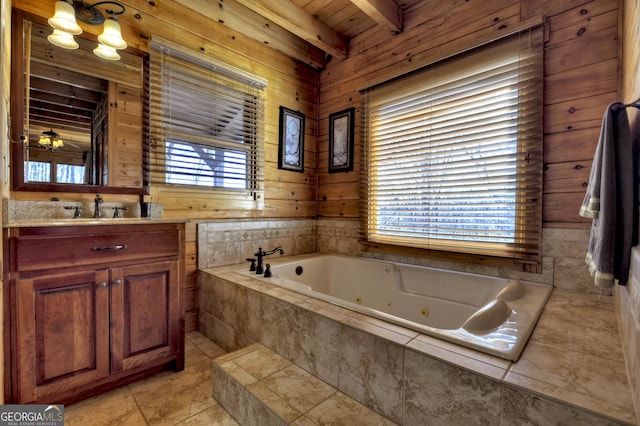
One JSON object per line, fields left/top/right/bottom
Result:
{"left": 93, "top": 194, "right": 103, "bottom": 218}
{"left": 254, "top": 246, "right": 284, "bottom": 274}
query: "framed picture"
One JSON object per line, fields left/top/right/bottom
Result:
{"left": 278, "top": 106, "right": 305, "bottom": 173}
{"left": 328, "top": 107, "right": 355, "bottom": 173}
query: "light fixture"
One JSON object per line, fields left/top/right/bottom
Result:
{"left": 93, "top": 43, "right": 120, "bottom": 61}
{"left": 47, "top": 29, "right": 80, "bottom": 49}
{"left": 39, "top": 129, "right": 64, "bottom": 151}
{"left": 46, "top": 1, "right": 127, "bottom": 60}
{"left": 48, "top": 1, "right": 82, "bottom": 35}
{"left": 98, "top": 17, "right": 127, "bottom": 49}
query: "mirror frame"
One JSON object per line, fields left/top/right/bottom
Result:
{"left": 10, "top": 8, "right": 150, "bottom": 195}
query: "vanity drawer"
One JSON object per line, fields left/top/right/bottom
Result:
{"left": 11, "top": 226, "right": 180, "bottom": 272}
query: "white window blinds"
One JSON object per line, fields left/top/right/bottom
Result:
{"left": 149, "top": 37, "right": 266, "bottom": 193}
{"left": 362, "top": 29, "right": 543, "bottom": 263}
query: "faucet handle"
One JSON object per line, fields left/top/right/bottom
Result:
{"left": 263, "top": 264, "right": 272, "bottom": 278}
{"left": 246, "top": 258, "right": 256, "bottom": 271}
{"left": 112, "top": 206, "right": 128, "bottom": 218}
{"left": 64, "top": 206, "right": 82, "bottom": 218}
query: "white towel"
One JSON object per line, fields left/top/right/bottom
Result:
{"left": 579, "top": 102, "right": 638, "bottom": 288}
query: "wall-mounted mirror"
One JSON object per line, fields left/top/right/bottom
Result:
{"left": 10, "top": 9, "right": 149, "bottom": 194}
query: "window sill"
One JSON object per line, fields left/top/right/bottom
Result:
{"left": 360, "top": 240, "right": 542, "bottom": 274}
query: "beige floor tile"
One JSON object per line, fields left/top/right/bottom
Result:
{"left": 187, "top": 331, "right": 228, "bottom": 359}
{"left": 129, "top": 341, "right": 218, "bottom": 425}
{"left": 64, "top": 332, "right": 232, "bottom": 426}
{"left": 64, "top": 386, "right": 147, "bottom": 426}
{"left": 175, "top": 404, "right": 240, "bottom": 426}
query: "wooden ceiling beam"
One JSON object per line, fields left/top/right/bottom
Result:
{"left": 233, "top": 0, "right": 348, "bottom": 60}
{"left": 171, "top": 0, "right": 327, "bottom": 69}
{"left": 350, "top": 0, "right": 403, "bottom": 33}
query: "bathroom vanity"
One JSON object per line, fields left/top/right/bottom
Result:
{"left": 2, "top": 221, "right": 185, "bottom": 404}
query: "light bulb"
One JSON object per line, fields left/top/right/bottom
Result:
{"left": 98, "top": 18, "right": 127, "bottom": 50}
{"left": 93, "top": 43, "right": 121, "bottom": 61}
{"left": 48, "top": 1, "right": 82, "bottom": 35}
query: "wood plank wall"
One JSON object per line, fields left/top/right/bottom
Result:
{"left": 622, "top": 0, "right": 640, "bottom": 121}
{"left": 317, "top": 0, "right": 620, "bottom": 228}
{"left": 9, "top": 0, "right": 622, "bottom": 332}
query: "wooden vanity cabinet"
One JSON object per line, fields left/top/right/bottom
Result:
{"left": 3, "top": 223, "right": 185, "bottom": 405}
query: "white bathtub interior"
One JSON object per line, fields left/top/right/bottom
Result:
{"left": 240, "top": 254, "right": 552, "bottom": 360}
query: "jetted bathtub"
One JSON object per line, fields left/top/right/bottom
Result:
{"left": 241, "top": 254, "right": 552, "bottom": 360}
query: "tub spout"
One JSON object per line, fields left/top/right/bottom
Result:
{"left": 254, "top": 247, "right": 284, "bottom": 274}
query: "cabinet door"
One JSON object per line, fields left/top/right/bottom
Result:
{"left": 15, "top": 270, "right": 110, "bottom": 403}
{"left": 110, "top": 260, "right": 181, "bottom": 372}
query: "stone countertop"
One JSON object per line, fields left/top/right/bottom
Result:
{"left": 3, "top": 218, "right": 189, "bottom": 228}
{"left": 2, "top": 198, "right": 182, "bottom": 227}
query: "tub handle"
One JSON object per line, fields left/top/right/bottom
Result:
{"left": 263, "top": 263, "right": 272, "bottom": 278}
{"left": 246, "top": 258, "right": 256, "bottom": 271}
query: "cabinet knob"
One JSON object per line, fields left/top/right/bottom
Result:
{"left": 113, "top": 279, "right": 122, "bottom": 286}
{"left": 97, "top": 282, "right": 108, "bottom": 288}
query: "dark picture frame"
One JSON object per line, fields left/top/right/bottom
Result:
{"left": 328, "top": 107, "right": 355, "bottom": 173}
{"left": 278, "top": 106, "right": 305, "bottom": 173}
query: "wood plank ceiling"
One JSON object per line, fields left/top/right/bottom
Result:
{"left": 235, "top": 0, "right": 404, "bottom": 61}
{"left": 173, "top": 0, "right": 422, "bottom": 69}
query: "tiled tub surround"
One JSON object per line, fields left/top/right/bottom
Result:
{"left": 213, "top": 343, "right": 396, "bottom": 425}
{"left": 246, "top": 254, "right": 552, "bottom": 361}
{"left": 617, "top": 247, "right": 640, "bottom": 423}
{"left": 199, "top": 261, "right": 636, "bottom": 425}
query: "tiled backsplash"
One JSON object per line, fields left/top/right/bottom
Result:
{"left": 197, "top": 216, "right": 609, "bottom": 291}
{"left": 2, "top": 198, "right": 162, "bottom": 221}
{"left": 197, "top": 219, "right": 316, "bottom": 269}
{"left": 316, "top": 218, "right": 599, "bottom": 292}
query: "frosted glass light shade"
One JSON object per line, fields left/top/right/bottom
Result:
{"left": 38, "top": 135, "right": 51, "bottom": 147}
{"left": 48, "top": 1, "right": 82, "bottom": 35}
{"left": 47, "top": 29, "right": 79, "bottom": 50}
{"left": 93, "top": 43, "right": 121, "bottom": 61}
{"left": 98, "top": 18, "right": 127, "bottom": 50}
{"left": 52, "top": 138, "right": 64, "bottom": 150}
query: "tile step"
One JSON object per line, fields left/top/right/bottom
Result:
{"left": 213, "top": 343, "right": 396, "bottom": 425}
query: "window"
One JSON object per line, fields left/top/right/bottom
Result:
{"left": 25, "top": 161, "right": 50, "bottom": 183}
{"left": 57, "top": 164, "right": 86, "bottom": 184}
{"left": 149, "top": 37, "right": 266, "bottom": 195}
{"left": 362, "top": 29, "right": 543, "bottom": 264}
{"left": 25, "top": 161, "right": 85, "bottom": 184}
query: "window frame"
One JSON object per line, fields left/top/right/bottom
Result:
{"left": 148, "top": 36, "right": 266, "bottom": 202}
{"left": 361, "top": 28, "right": 544, "bottom": 267}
